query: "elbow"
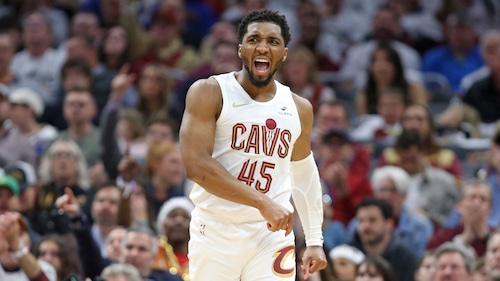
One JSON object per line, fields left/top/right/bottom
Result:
{"left": 184, "top": 160, "right": 205, "bottom": 183}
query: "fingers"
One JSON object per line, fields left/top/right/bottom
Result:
{"left": 64, "top": 187, "right": 76, "bottom": 203}
{"left": 55, "top": 194, "right": 68, "bottom": 209}
{"left": 119, "top": 63, "right": 130, "bottom": 75}
{"left": 284, "top": 219, "right": 294, "bottom": 236}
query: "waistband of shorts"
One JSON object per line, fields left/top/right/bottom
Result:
{"left": 192, "top": 206, "right": 265, "bottom": 224}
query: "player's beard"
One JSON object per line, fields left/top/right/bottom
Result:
{"left": 244, "top": 61, "right": 281, "bottom": 88}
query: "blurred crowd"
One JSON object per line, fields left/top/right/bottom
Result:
{"left": 0, "top": 0, "right": 499, "bottom": 280}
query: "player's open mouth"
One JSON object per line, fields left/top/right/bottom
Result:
{"left": 254, "top": 58, "right": 270, "bottom": 74}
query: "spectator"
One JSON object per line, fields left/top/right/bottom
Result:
{"left": 0, "top": 86, "right": 37, "bottom": 168}
{"left": 385, "top": 129, "right": 458, "bottom": 227}
{"left": 355, "top": 256, "right": 397, "bottom": 281}
{"left": 69, "top": 11, "right": 101, "bottom": 43}
{"left": 8, "top": 87, "right": 58, "bottom": 164}
{"left": 53, "top": 87, "right": 101, "bottom": 166}
{"left": 278, "top": 45, "right": 336, "bottom": 112}
{"left": 144, "top": 141, "right": 185, "bottom": 215}
{"left": 121, "top": 226, "right": 183, "bottom": 281}
{"left": 98, "top": 26, "right": 131, "bottom": 72}
{"left": 4, "top": 161, "right": 38, "bottom": 216}
{"left": 427, "top": 180, "right": 494, "bottom": 257}
{"left": 0, "top": 174, "right": 19, "bottom": 215}
{"left": 33, "top": 234, "right": 83, "bottom": 281}
{"left": 462, "top": 31, "right": 500, "bottom": 124}
{"left": 11, "top": 11, "right": 65, "bottom": 107}
{"left": 473, "top": 257, "right": 489, "bottom": 281}
{"left": 485, "top": 230, "right": 500, "bottom": 281}
{"left": 350, "top": 197, "right": 418, "bottom": 281}
{"left": 153, "top": 197, "right": 194, "bottom": 280}
{"left": 100, "top": 263, "right": 142, "bottom": 281}
{"left": 422, "top": 12, "right": 483, "bottom": 93}
{"left": 414, "top": 251, "right": 436, "bottom": 281}
{"left": 0, "top": 212, "right": 57, "bottom": 281}
{"left": 322, "top": 193, "right": 349, "bottom": 251}
{"left": 434, "top": 242, "right": 475, "bottom": 281}
{"left": 341, "top": 6, "right": 421, "bottom": 87}
{"left": 380, "top": 104, "right": 463, "bottom": 180}
{"left": 460, "top": 29, "right": 500, "bottom": 94}
{"left": 351, "top": 88, "right": 405, "bottom": 143}
{"left": 355, "top": 43, "right": 427, "bottom": 116}
{"left": 328, "top": 244, "right": 365, "bottom": 281}
{"left": 318, "top": 128, "right": 373, "bottom": 226}
{"left": 32, "top": 139, "right": 91, "bottom": 235}
{"left": 483, "top": 130, "right": 500, "bottom": 228}
{"left": 348, "top": 166, "right": 433, "bottom": 258}
{"left": 197, "top": 21, "right": 238, "bottom": 65}
{"left": 105, "top": 227, "right": 127, "bottom": 263}
{"left": 0, "top": 33, "right": 24, "bottom": 90}
{"left": 91, "top": 183, "right": 123, "bottom": 258}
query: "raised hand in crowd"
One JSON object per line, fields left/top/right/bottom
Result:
{"left": 55, "top": 187, "right": 82, "bottom": 219}
{"left": 109, "top": 64, "right": 136, "bottom": 104}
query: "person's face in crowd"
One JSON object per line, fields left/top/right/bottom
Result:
{"left": 401, "top": 105, "right": 431, "bottom": 138}
{"left": 372, "top": 9, "right": 398, "bottom": 40}
{"left": 316, "top": 104, "right": 348, "bottom": 131}
{"left": 37, "top": 240, "right": 61, "bottom": 273}
{"left": 244, "top": 0, "right": 267, "bottom": 11}
{"left": 458, "top": 184, "right": 491, "bottom": 224}
{"left": 105, "top": 228, "right": 126, "bottom": 262}
{"left": 370, "top": 50, "right": 395, "bottom": 85}
{"left": 106, "top": 274, "right": 129, "bottom": 281}
{"left": 208, "top": 21, "right": 238, "bottom": 46}
{"left": 146, "top": 122, "right": 174, "bottom": 144}
{"left": 0, "top": 187, "right": 15, "bottom": 215}
{"left": 122, "top": 231, "right": 155, "bottom": 277}
{"left": 333, "top": 257, "right": 358, "bottom": 281}
{"left": 211, "top": 43, "right": 241, "bottom": 75}
{"left": 100, "top": 0, "right": 121, "bottom": 27}
{"left": 373, "top": 178, "right": 403, "bottom": 212}
{"left": 116, "top": 119, "right": 135, "bottom": 141}
{"left": 163, "top": 208, "right": 190, "bottom": 243}
{"left": 377, "top": 92, "right": 405, "bottom": 126}
{"left": 395, "top": 146, "right": 422, "bottom": 175}
{"left": 62, "top": 68, "right": 92, "bottom": 92}
{"left": 72, "top": 12, "right": 100, "bottom": 40}
{"left": 415, "top": 254, "right": 437, "bottom": 281}
{"left": 63, "top": 91, "right": 96, "bottom": 125}
{"left": 23, "top": 13, "right": 52, "bottom": 50}
{"left": 435, "top": 252, "right": 471, "bottom": 281}
{"left": 139, "top": 67, "right": 164, "bottom": 100}
{"left": 91, "top": 186, "right": 121, "bottom": 226}
{"left": 8, "top": 101, "right": 32, "bottom": 125}
{"left": 472, "top": 265, "right": 489, "bottom": 281}
{"left": 0, "top": 34, "right": 15, "bottom": 71}
{"left": 103, "top": 26, "right": 128, "bottom": 58}
{"left": 357, "top": 206, "right": 391, "bottom": 246}
{"left": 482, "top": 36, "right": 500, "bottom": 76}
{"left": 50, "top": 143, "right": 79, "bottom": 183}
{"left": 446, "top": 24, "right": 476, "bottom": 51}
{"left": 239, "top": 21, "right": 287, "bottom": 88}
{"left": 320, "top": 135, "right": 352, "bottom": 166}
{"left": 355, "top": 263, "right": 384, "bottom": 281}
{"left": 485, "top": 233, "right": 500, "bottom": 280}
{"left": 158, "top": 149, "right": 184, "bottom": 187}
{"left": 0, "top": 94, "right": 9, "bottom": 124}
{"left": 489, "top": 144, "right": 500, "bottom": 172}
{"left": 282, "top": 50, "right": 310, "bottom": 87}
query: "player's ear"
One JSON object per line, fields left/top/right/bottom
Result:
{"left": 238, "top": 44, "right": 242, "bottom": 58}
{"left": 282, "top": 47, "right": 288, "bottom": 62}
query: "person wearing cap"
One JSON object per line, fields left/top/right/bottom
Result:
{"left": 0, "top": 86, "right": 37, "bottom": 169}
{"left": 318, "top": 127, "right": 373, "bottom": 226}
{"left": 422, "top": 12, "right": 483, "bottom": 93}
{"left": 8, "top": 87, "right": 58, "bottom": 162}
{"left": 4, "top": 161, "right": 39, "bottom": 216}
{"left": 329, "top": 244, "right": 365, "bottom": 281}
{"left": 153, "top": 197, "right": 194, "bottom": 280}
{"left": 0, "top": 211, "right": 57, "bottom": 281}
{"left": 0, "top": 174, "right": 20, "bottom": 214}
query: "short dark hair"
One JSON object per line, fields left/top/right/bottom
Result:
{"left": 394, "top": 129, "right": 424, "bottom": 150}
{"left": 237, "top": 9, "right": 291, "bottom": 46}
{"left": 356, "top": 197, "right": 394, "bottom": 220}
{"left": 61, "top": 57, "right": 92, "bottom": 80}
{"left": 358, "top": 256, "right": 396, "bottom": 281}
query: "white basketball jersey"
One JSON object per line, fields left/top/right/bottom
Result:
{"left": 189, "top": 72, "right": 302, "bottom": 223}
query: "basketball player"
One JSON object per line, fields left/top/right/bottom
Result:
{"left": 180, "top": 9, "right": 327, "bottom": 281}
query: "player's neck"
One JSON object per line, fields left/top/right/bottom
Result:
{"left": 235, "top": 70, "right": 276, "bottom": 102}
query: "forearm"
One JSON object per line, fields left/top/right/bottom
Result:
{"left": 18, "top": 253, "right": 43, "bottom": 279}
{"left": 185, "top": 155, "right": 269, "bottom": 209}
{"left": 291, "top": 153, "right": 324, "bottom": 246}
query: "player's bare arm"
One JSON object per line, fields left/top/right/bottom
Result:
{"left": 290, "top": 93, "right": 328, "bottom": 278}
{"left": 180, "top": 77, "right": 293, "bottom": 233}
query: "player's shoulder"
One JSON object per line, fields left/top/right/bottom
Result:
{"left": 187, "top": 76, "right": 222, "bottom": 98}
{"left": 291, "top": 91, "right": 313, "bottom": 113}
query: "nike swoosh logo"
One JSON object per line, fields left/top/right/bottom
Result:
{"left": 232, "top": 102, "right": 248, "bottom": 108}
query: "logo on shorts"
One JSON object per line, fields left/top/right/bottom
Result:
{"left": 272, "top": 245, "right": 295, "bottom": 278}
{"left": 200, "top": 224, "right": 206, "bottom": 235}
